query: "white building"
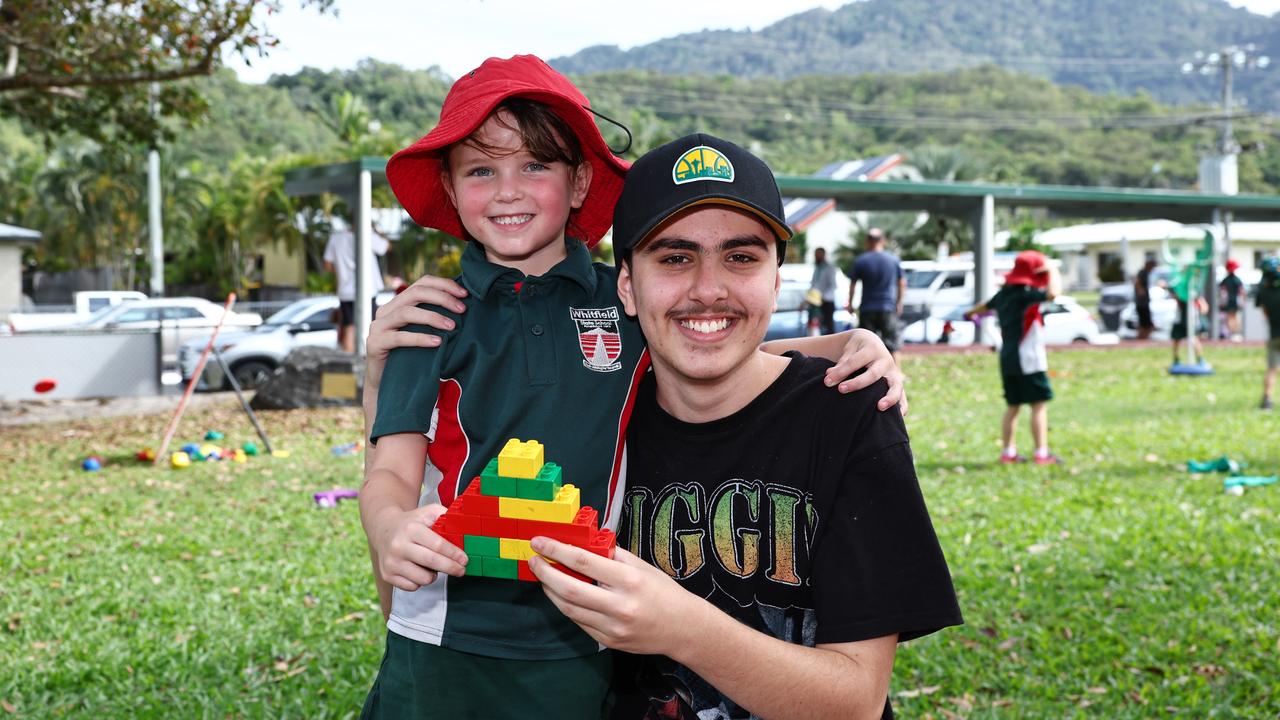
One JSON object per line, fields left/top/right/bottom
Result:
{"left": 0, "top": 223, "right": 40, "bottom": 313}
{"left": 1035, "top": 219, "right": 1280, "bottom": 289}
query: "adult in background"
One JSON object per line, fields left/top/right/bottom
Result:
{"left": 847, "top": 228, "right": 905, "bottom": 361}
{"left": 1134, "top": 259, "right": 1157, "bottom": 341}
{"left": 809, "top": 247, "right": 838, "bottom": 335}
{"left": 324, "top": 212, "right": 389, "bottom": 353}
{"left": 1220, "top": 258, "right": 1244, "bottom": 341}
{"left": 1257, "top": 256, "right": 1280, "bottom": 411}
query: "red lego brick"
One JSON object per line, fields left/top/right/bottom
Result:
{"left": 517, "top": 517, "right": 591, "bottom": 545}
{"left": 436, "top": 531, "right": 463, "bottom": 549}
{"left": 482, "top": 515, "right": 519, "bottom": 538}
{"left": 560, "top": 565, "right": 593, "bottom": 583}
{"left": 573, "top": 506, "right": 599, "bottom": 530}
{"left": 517, "top": 561, "right": 538, "bottom": 582}
{"left": 444, "top": 512, "right": 486, "bottom": 536}
{"left": 453, "top": 480, "right": 499, "bottom": 516}
{"left": 585, "top": 529, "right": 616, "bottom": 558}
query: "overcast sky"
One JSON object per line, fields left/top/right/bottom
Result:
{"left": 229, "top": 0, "right": 1280, "bottom": 84}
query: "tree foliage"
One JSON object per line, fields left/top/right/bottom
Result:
{"left": 0, "top": 0, "right": 331, "bottom": 146}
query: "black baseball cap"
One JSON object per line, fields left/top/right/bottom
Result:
{"left": 612, "top": 133, "right": 792, "bottom": 265}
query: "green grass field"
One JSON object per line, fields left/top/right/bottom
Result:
{"left": 2, "top": 345, "right": 1277, "bottom": 718}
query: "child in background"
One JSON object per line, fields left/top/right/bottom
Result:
{"left": 359, "top": 54, "right": 903, "bottom": 718}
{"left": 968, "top": 250, "right": 1062, "bottom": 465}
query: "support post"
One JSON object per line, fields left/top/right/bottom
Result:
{"left": 355, "top": 169, "right": 373, "bottom": 356}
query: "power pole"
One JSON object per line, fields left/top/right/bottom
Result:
{"left": 1182, "top": 45, "right": 1270, "bottom": 340}
{"left": 147, "top": 82, "right": 164, "bottom": 297}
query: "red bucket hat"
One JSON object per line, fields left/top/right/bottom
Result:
{"left": 1004, "top": 250, "right": 1050, "bottom": 287}
{"left": 385, "top": 54, "right": 630, "bottom": 246}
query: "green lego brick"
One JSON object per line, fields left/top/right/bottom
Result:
{"left": 480, "top": 458, "right": 518, "bottom": 497}
{"left": 517, "top": 463, "right": 563, "bottom": 500}
{"left": 482, "top": 556, "right": 518, "bottom": 580}
{"left": 463, "top": 558, "right": 485, "bottom": 577}
{"left": 464, "top": 535, "right": 501, "bottom": 557}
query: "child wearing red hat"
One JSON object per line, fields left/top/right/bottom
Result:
{"left": 358, "top": 54, "right": 904, "bottom": 718}
{"left": 1220, "top": 258, "right": 1244, "bottom": 340}
{"left": 967, "top": 250, "right": 1063, "bottom": 465}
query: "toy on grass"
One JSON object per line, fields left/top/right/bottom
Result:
{"left": 231, "top": 448, "right": 247, "bottom": 463}
{"left": 314, "top": 488, "right": 359, "bottom": 508}
{"left": 135, "top": 448, "right": 157, "bottom": 462}
{"left": 34, "top": 378, "right": 57, "bottom": 394}
{"left": 180, "top": 442, "right": 204, "bottom": 461}
{"left": 171, "top": 452, "right": 191, "bottom": 469}
{"left": 271, "top": 449, "right": 290, "bottom": 458}
{"left": 81, "top": 456, "right": 102, "bottom": 472}
{"left": 242, "top": 442, "right": 259, "bottom": 456}
{"left": 432, "top": 439, "right": 616, "bottom": 583}
{"left": 1223, "top": 475, "right": 1278, "bottom": 491}
{"left": 331, "top": 441, "right": 365, "bottom": 457}
{"left": 204, "top": 430, "right": 224, "bottom": 441}
{"left": 1188, "top": 456, "right": 1242, "bottom": 474}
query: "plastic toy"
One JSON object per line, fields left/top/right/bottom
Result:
{"left": 242, "top": 442, "right": 260, "bottom": 456}
{"left": 434, "top": 439, "right": 615, "bottom": 583}
{"left": 1223, "top": 475, "right": 1278, "bottom": 490}
{"left": 200, "top": 444, "right": 222, "bottom": 461}
{"left": 204, "top": 430, "right": 225, "bottom": 441}
{"left": 331, "top": 441, "right": 365, "bottom": 457}
{"left": 34, "top": 378, "right": 56, "bottom": 394}
{"left": 1188, "top": 456, "right": 1241, "bottom": 474}
{"left": 81, "top": 456, "right": 102, "bottom": 471}
{"left": 171, "top": 452, "right": 191, "bottom": 469}
{"left": 232, "top": 448, "right": 247, "bottom": 463}
{"left": 135, "top": 448, "right": 157, "bottom": 462}
{"left": 313, "top": 489, "right": 359, "bottom": 507}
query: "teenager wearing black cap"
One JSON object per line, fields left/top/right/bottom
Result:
{"left": 527, "top": 134, "right": 962, "bottom": 720}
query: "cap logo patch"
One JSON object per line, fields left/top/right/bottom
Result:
{"left": 672, "top": 146, "right": 734, "bottom": 185}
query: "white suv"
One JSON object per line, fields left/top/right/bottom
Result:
{"left": 179, "top": 296, "right": 339, "bottom": 390}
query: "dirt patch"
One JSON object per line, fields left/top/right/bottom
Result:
{"left": 1, "top": 392, "right": 248, "bottom": 427}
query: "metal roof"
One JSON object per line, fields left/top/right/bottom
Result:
{"left": 0, "top": 222, "right": 41, "bottom": 243}
{"left": 283, "top": 157, "right": 1280, "bottom": 224}
{"left": 773, "top": 177, "right": 1280, "bottom": 223}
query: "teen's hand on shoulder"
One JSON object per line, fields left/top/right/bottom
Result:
{"left": 370, "top": 503, "right": 468, "bottom": 591}
{"left": 823, "top": 328, "right": 908, "bottom": 415}
{"left": 528, "top": 538, "right": 706, "bottom": 656}
{"left": 368, "top": 276, "right": 469, "bottom": 361}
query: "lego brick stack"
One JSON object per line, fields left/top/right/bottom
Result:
{"left": 433, "top": 439, "right": 615, "bottom": 582}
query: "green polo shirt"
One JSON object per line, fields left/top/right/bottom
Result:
{"left": 372, "top": 240, "right": 649, "bottom": 660}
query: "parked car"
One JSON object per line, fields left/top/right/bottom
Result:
{"left": 903, "top": 296, "right": 1109, "bottom": 347}
{"left": 179, "top": 296, "right": 340, "bottom": 390}
{"left": 74, "top": 297, "right": 262, "bottom": 365}
{"left": 7, "top": 290, "right": 147, "bottom": 332}
{"left": 766, "top": 281, "right": 856, "bottom": 341}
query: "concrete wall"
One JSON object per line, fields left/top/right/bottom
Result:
{"left": 0, "top": 331, "right": 162, "bottom": 400}
{"left": 0, "top": 244, "right": 22, "bottom": 312}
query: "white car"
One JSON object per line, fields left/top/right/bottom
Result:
{"left": 1117, "top": 286, "right": 1178, "bottom": 340}
{"left": 904, "top": 296, "right": 1109, "bottom": 347}
{"left": 75, "top": 297, "right": 262, "bottom": 364}
{"left": 179, "top": 296, "right": 339, "bottom": 390}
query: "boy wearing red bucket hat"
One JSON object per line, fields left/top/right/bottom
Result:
{"left": 967, "top": 250, "right": 1063, "bottom": 465}
{"left": 1220, "top": 258, "right": 1244, "bottom": 340}
{"left": 359, "top": 55, "right": 904, "bottom": 718}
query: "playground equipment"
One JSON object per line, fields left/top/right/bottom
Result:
{"left": 1161, "top": 230, "right": 1214, "bottom": 376}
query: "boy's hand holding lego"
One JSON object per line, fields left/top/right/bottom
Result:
{"left": 363, "top": 433, "right": 469, "bottom": 592}
{"left": 527, "top": 538, "right": 704, "bottom": 655}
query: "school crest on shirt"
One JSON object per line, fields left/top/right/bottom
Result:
{"left": 571, "top": 307, "right": 623, "bottom": 372}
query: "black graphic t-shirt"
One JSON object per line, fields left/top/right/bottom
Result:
{"left": 615, "top": 354, "right": 963, "bottom": 720}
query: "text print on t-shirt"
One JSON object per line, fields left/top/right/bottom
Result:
{"left": 620, "top": 479, "right": 818, "bottom": 593}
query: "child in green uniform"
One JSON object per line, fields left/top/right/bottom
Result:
{"left": 359, "top": 55, "right": 902, "bottom": 719}
{"left": 968, "top": 250, "right": 1062, "bottom": 465}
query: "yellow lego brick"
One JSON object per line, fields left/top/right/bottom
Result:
{"left": 498, "top": 439, "right": 545, "bottom": 479}
{"left": 500, "top": 538, "right": 537, "bottom": 561}
{"left": 499, "top": 484, "right": 580, "bottom": 523}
